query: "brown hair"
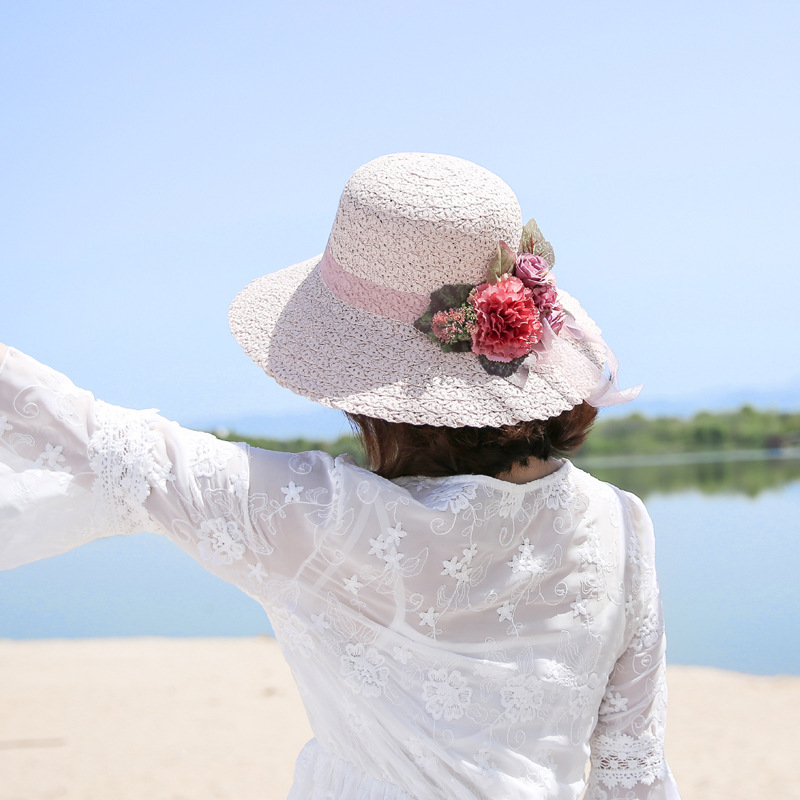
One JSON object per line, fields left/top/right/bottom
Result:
{"left": 346, "top": 402, "right": 597, "bottom": 480}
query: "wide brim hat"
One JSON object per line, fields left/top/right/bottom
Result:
{"left": 229, "top": 153, "right": 635, "bottom": 428}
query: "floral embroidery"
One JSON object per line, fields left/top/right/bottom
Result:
{"left": 500, "top": 673, "right": 549, "bottom": 722}
{"left": 343, "top": 575, "right": 363, "bottom": 595}
{"left": 543, "top": 478, "right": 575, "bottom": 510}
{"left": 190, "top": 437, "right": 229, "bottom": 479}
{"left": 418, "top": 607, "right": 440, "bottom": 629}
{"left": 34, "top": 443, "right": 70, "bottom": 472}
{"left": 311, "top": 612, "right": 331, "bottom": 631}
{"left": 630, "top": 605, "right": 662, "bottom": 650}
{"left": 570, "top": 597, "right": 593, "bottom": 624}
{"left": 424, "top": 481, "right": 478, "bottom": 513}
{"left": 340, "top": 643, "right": 389, "bottom": 697}
{"left": 497, "top": 601, "right": 516, "bottom": 623}
{"left": 246, "top": 561, "right": 268, "bottom": 584}
{"left": 599, "top": 689, "right": 628, "bottom": 715}
{"left": 508, "top": 537, "right": 549, "bottom": 579}
{"left": 441, "top": 543, "right": 477, "bottom": 585}
{"left": 281, "top": 481, "right": 303, "bottom": 503}
{"left": 197, "top": 517, "right": 246, "bottom": 564}
{"left": 369, "top": 522, "right": 407, "bottom": 569}
{"left": 422, "top": 668, "right": 471, "bottom": 720}
{"left": 270, "top": 607, "right": 313, "bottom": 656}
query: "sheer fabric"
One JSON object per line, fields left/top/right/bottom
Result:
{"left": 0, "top": 348, "right": 680, "bottom": 799}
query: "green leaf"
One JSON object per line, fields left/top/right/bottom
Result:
{"left": 486, "top": 241, "right": 517, "bottom": 284}
{"left": 520, "top": 218, "right": 555, "bottom": 266}
{"left": 478, "top": 354, "right": 527, "bottom": 377}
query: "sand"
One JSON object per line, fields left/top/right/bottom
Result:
{"left": 1, "top": 637, "right": 798, "bottom": 800}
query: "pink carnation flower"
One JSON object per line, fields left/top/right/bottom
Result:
{"left": 470, "top": 276, "right": 542, "bottom": 362}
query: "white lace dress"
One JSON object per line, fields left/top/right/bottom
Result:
{"left": 0, "top": 348, "right": 680, "bottom": 800}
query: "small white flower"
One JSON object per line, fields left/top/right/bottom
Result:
{"left": 392, "top": 646, "right": 412, "bottom": 664}
{"left": 497, "top": 601, "right": 515, "bottom": 622}
{"left": 0, "top": 415, "right": 12, "bottom": 437}
{"left": 340, "top": 643, "right": 389, "bottom": 697}
{"left": 343, "top": 575, "right": 363, "bottom": 595}
{"left": 281, "top": 481, "right": 303, "bottom": 503}
{"left": 600, "top": 690, "right": 628, "bottom": 715}
{"left": 383, "top": 548, "right": 403, "bottom": 569}
{"left": 419, "top": 607, "right": 440, "bottom": 628}
{"left": 508, "top": 538, "right": 548, "bottom": 578}
{"left": 385, "top": 522, "right": 406, "bottom": 546}
{"left": 247, "top": 562, "right": 268, "bottom": 583}
{"left": 35, "top": 443, "right": 69, "bottom": 471}
{"left": 461, "top": 543, "right": 478, "bottom": 563}
{"left": 441, "top": 556, "right": 460, "bottom": 577}
{"left": 455, "top": 563, "right": 473, "bottom": 585}
{"left": 570, "top": 598, "right": 591, "bottom": 621}
{"left": 228, "top": 473, "right": 248, "bottom": 498}
{"left": 311, "top": 612, "right": 331, "bottom": 631}
{"left": 368, "top": 534, "right": 389, "bottom": 558}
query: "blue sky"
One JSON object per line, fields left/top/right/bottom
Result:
{"left": 2, "top": 1, "right": 798, "bottom": 429}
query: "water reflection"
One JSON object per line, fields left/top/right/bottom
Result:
{"left": 574, "top": 450, "right": 800, "bottom": 499}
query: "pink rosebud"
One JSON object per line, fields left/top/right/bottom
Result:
{"left": 547, "top": 305, "right": 566, "bottom": 334}
{"left": 530, "top": 282, "right": 559, "bottom": 312}
{"left": 514, "top": 253, "right": 551, "bottom": 290}
{"left": 470, "top": 276, "right": 542, "bottom": 362}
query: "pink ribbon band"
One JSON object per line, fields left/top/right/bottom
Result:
{"left": 319, "top": 247, "right": 429, "bottom": 324}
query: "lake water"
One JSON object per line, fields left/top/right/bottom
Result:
{"left": 2, "top": 456, "right": 798, "bottom": 675}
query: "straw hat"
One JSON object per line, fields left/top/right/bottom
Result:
{"left": 229, "top": 153, "right": 634, "bottom": 427}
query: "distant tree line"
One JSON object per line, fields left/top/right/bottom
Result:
{"left": 213, "top": 406, "right": 800, "bottom": 463}
{"left": 577, "top": 406, "right": 800, "bottom": 457}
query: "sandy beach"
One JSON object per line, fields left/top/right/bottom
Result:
{"left": 1, "top": 637, "right": 797, "bottom": 800}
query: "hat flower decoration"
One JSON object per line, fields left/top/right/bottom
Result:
{"left": 414, "top": 219, "right": 572, "bottom": 380}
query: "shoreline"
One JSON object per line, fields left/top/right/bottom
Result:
{"left": 1, "top": 637, "right": 798, "bottom": 800}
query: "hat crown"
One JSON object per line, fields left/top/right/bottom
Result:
{"left": 327, "top": 153, "right": 523, "bottom": 294}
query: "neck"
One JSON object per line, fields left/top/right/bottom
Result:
{"left": 495, "top": 459, "right": 562, "bottom": 485}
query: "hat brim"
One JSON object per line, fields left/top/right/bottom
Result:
{"left": 229, "top": 256, "right": 605, "bottom": 427}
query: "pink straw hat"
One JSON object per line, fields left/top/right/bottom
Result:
{"left": 229, "top": 153, "right": 638, "bottom": 427}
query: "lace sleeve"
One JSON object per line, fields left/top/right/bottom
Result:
{"left": 584, "top": 493, "right": 681, "bottom": 800}
{"left": 0, "top": 347, "right": 338, "bottom": 592}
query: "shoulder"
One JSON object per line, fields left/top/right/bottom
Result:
{"left": 570, "top": 464, "right": 656, "bottom": 555}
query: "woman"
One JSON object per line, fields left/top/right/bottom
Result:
{"left": 0, "top": 153, "right": 680, "bottom": 799}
